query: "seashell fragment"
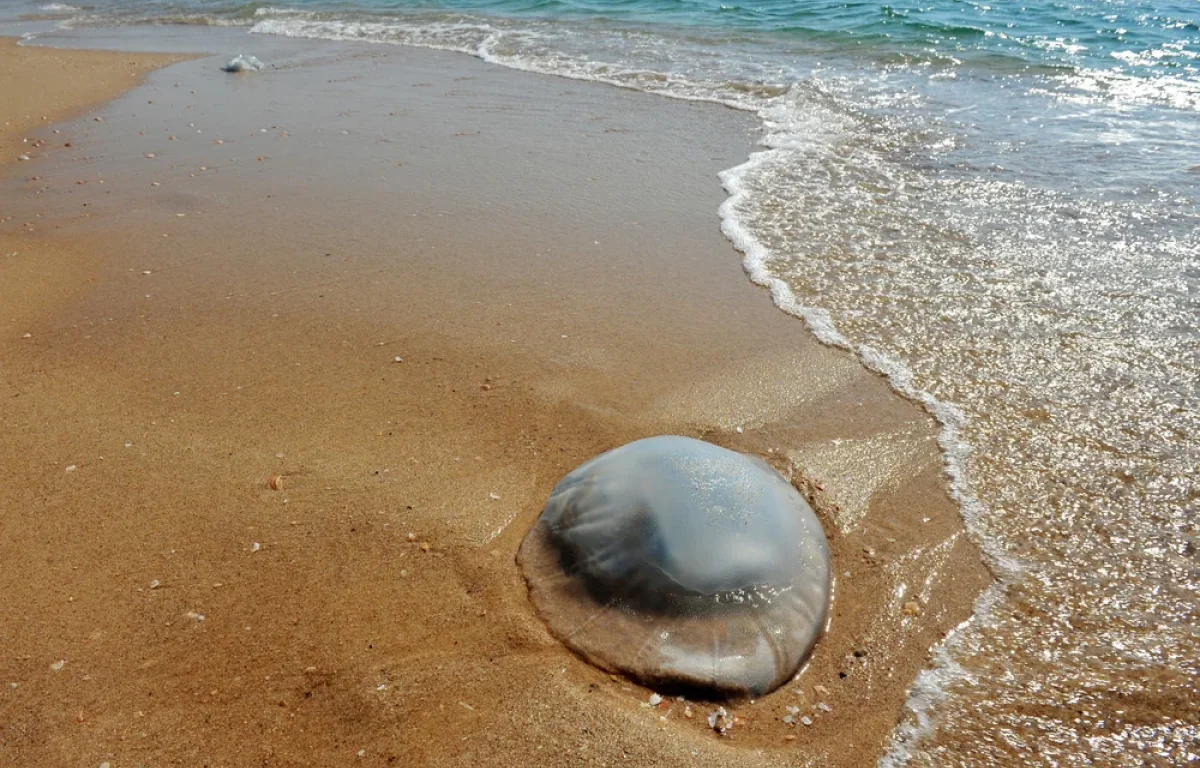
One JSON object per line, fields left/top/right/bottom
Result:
{"left": 267, "top": 474, "right": 284, "bottom": 491}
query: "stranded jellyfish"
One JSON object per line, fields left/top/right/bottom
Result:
{"left": 518, "top": 435, "right": 831, "bottom": 696}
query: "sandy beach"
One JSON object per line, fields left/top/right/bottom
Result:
{"left": 0, "top": 35, "right": 991, "bottom": 768}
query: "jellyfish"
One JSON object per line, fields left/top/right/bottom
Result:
{"left": 518, "top": 435, "right": 831, "bottom": 697}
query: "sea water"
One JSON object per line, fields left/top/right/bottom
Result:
{"left": 5, "top": 0, "right": 1199, "bottom": 764}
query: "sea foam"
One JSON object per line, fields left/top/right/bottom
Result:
{"left": 245, "top": 11, "right": 1026, "bottom": 762}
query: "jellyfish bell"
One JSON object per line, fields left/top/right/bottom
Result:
{"left": 517, "top": 435, "right": 832, "bottom": 697}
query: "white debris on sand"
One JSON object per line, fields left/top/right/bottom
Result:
{"left": 250, "top": 542, "right": 262, "bottom": 552}
{"left": 783, "top": 704, "right": 801, "bottom": 725}
{"left": 222, "top": 54, "right": 264, "bottom": 73}
{"left": 707, "top": 706, "right": 733, "bottom": 735}
{"left": 800, "top": 714, "right": 813, "bottom": 726}
{"left": 50, "top": 660, "right": 66, "bottom": 671}
{"left": 647, "top": 693, "right": 663, "bottom": 706}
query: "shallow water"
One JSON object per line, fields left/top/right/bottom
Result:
{"left": 4, "top": 0, "right": 1199, "bottom": 764}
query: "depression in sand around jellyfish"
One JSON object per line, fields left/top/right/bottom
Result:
{"left": 518, "top": 435, "right": 832, "bottom": 696}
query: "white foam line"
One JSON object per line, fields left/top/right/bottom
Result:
{"left": 719, "top": 149, "right": 1022, "bottom": 765}
{"left": 258, "top": 16, "right": 1022, "bottom": 760}
{"left": 878, "top": 582, "right": 1007, "bottom": 767}
{"left": 250, "top": 19, "right": 762, "bottom": 114}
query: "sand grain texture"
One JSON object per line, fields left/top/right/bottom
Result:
{"left": 0, "top": 38, "right": 991, "bottom": 768}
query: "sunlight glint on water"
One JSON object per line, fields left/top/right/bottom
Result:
{"left": 8, "top": 0, "right": 1199, "bottom": 763}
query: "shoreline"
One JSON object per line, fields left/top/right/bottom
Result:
{"left": 0, "top": 38, "right": 193, "bottom": 334}
{"left": 0, "top": 38, "right": 191, "bottom": 175}
{"left": 0, "top": 33, "right": 991, "bottom": 768}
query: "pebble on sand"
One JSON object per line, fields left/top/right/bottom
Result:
{"left": 707, "top": 707, "right": 733, "bottom": 735}
{"left": 21, "top": 333, "right": 32, "bottom": 339}
{"left": 903, "top": 600, "right": 922, "bottom": 616}
{"left": 50, "top": 660, "right": 66, "bottom": 671}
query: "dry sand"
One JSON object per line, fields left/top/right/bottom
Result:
{"left": 0, "top": 37, "right": 992, "bottom": 768}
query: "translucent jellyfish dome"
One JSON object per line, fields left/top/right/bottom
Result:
{"left": 518, "top": 435, "right": 831, "bottom": 696}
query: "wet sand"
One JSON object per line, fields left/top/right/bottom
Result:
{"left": 0, "top": 36, "right": 992, "bottom": 768}
{"left": 0, "top": 38, "right": 190, "bottom": 335}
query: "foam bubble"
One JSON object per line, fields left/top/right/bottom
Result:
{"left": 246, "top": 15, "right": 1197, "bottom": 763}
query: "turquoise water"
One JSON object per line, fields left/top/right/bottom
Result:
{"left": 16, "top": 1, "right": 1200, "bottom": 120}
{"left": 7, "top": 0, "right": 1200, "bottom": 766}
{"left": 20, "top": 0, "right": 1200, "bottom": 79}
